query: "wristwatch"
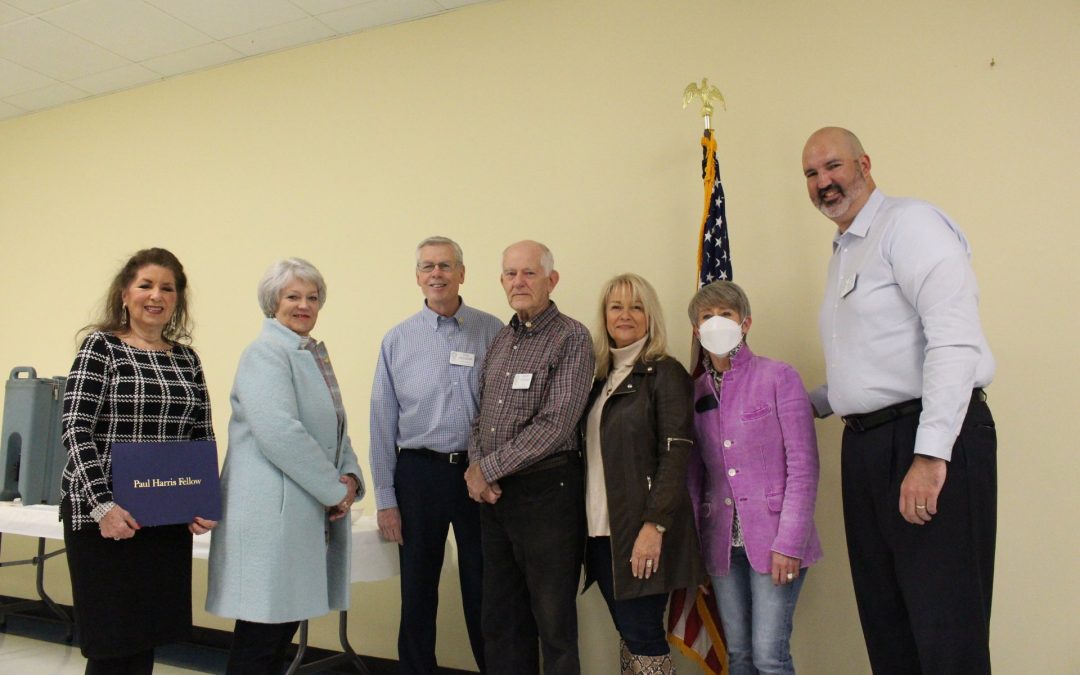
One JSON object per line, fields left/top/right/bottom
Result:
{"left": 652, "top": 522, "right": 667, "bottom": 534}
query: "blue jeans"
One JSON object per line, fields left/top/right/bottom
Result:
{"left": 712, "top": 547, "right": 806, "bottom": 675}
{"left": 585, "top": 537, "right": 670, "bottom": 656}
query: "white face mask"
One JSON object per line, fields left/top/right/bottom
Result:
{"left": 698, "top": 316, "right": 744, "bottom": 356}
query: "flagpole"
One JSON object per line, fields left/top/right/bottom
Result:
{"left": 670, "top": 78, "right": 732, "bottom": 675}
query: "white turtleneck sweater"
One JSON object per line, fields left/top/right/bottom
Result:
{"left": 585, "top": 336, "right": 647, "bottom": 537}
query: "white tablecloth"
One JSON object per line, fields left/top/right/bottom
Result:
{"left": 0, "top": 502, "right": 399, "bottom": 583}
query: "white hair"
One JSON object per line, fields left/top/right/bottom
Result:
{"left": 257, "top": 258, "right": 327, "bottom": 317}
{"left": 503, "top": 240, "right": 554, "bottom": 275}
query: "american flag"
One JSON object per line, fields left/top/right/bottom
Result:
{"left": 697, "top": 130, "right": 732, "bottom": 287}
{"left": 667, "top": 128, "right": 729, "bottom": 674}
{"left": 668, "top": 584, "right": 726, "bottom": 673}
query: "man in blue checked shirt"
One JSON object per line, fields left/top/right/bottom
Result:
{"left": 369, "top": 236, "right": 503, "bottom": 675}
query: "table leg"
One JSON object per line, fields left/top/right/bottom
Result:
{"left": 33, "top": 538, "right": 73, "bottom": 641}
{"left": 284, "top": 611, "right": 370, "bottom": 675}
{"left": 0, "top": 534, "right": 73, "bottom": 641}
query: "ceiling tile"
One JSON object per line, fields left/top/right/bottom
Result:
{"left": 146, "top": 0, "right": 308, "bottom": 40}
{"left": 0, "top": 3, "right": 30, "bottom": 24}
{"left": 70, "top": 62, "right": 159, "bottom": 94}
{"left": 0, "top": 17, "right": 129, "bottom": 80}
{"left": 4, "top": 0, "right": 76, "bottom": 12}
{"left": 43, "top": 0, "right": 213, "bottom": 61}
{"left": 290, "top": 0, "right": 370, "bottom": 15}
{"left": 317, "top": 0, "right": 442, "bottom": 34}
{"left": 4, "top": 80, "right": 87, "bottom": 110}
{"left": 142, "top": 41, "right": 242, "bottom": 77}
{"left": 0, "top": 99, "right": 25, "bottom": 119}
{"left": 0, "top": 55, "right": 57, "bottom": 96}
{"left": 223, "top": 16, "right": 335, "bottom": 57}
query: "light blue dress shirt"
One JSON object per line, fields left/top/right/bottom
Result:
{"left": 369, "top": 300, "right": 503, "bottom": 510}
{"left": 809, "top": 189, "right": 995, "bottom": 461}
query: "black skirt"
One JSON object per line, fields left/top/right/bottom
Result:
{"left": 63, "top": 517, "right": 193, "bottom": 659}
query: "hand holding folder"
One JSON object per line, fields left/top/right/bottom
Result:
{"left": 111, "top": 440, "right": 222, "bottom": 527}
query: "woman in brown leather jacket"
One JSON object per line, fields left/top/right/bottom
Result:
{"left": 581, "top": 273, "right": 704, "bottom": 675}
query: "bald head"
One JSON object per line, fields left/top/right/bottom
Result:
{"left": 804, "top": 127, "right": 866, "bottom": 161}
{"left": 501, "top": 240, "right": 559, "bottom": 321}
{"left": 502, "top": 240, "right": 554, "bottom": 276}
{"left": 802, "top": 127, "right": 875, "bottom": 231}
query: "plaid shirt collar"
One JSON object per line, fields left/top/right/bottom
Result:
{"left": 508, "top": 301, "right": 560, "bottom": 335}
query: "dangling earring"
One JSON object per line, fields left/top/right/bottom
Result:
{"left": 121, "top": 306, "right": 129, "bottom": 325}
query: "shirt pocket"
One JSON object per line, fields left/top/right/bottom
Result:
{"left": 508, "top": 368, "right": 550, "bottom": 412}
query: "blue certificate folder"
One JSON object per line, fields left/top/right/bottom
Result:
{"left": 111, "top": 440, "right": 222, "bottom": 527}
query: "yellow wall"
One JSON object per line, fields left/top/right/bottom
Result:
{"left": 2, "top": 0, "right": 1077, "bottom": 672}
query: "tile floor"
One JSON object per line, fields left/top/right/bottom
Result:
{"left": 0, "top": 615, "right": 225, "bottom": 674}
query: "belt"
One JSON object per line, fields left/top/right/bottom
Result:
{"left": 398, "top": 447, "right": 468, "bottom": 465}
{"left": 842, "top": 388, "right": 987, "bottom": 433}
{"left": 513, "top": 451, "right": 580, "bottom": 476}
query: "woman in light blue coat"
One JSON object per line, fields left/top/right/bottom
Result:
{"left": 206, "top": 258, "right": 364, "bottom": 675}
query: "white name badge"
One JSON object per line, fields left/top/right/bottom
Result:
{"left": 512, "top": 373, "right": 534, "bottom": 390}
{"left": 840, "top": 273, "right": 858, "bottom": 298}
{"left": 450, "top": 351, "right": 475, "bottom": 367}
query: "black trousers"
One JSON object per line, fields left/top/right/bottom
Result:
{"left": 841, "top": 397, "right": 996, "bottom": 675}
{"left": 225, "top": 619, "right": 300, "bottom": 675}
{"left": 84, "top": 650, "right": 154, "bottom": 675}
{"left": 395, "top": 449, "right": 485, "bottom": 674}
{"left": 480, "top": 459, "right": 585, "bottom": 675}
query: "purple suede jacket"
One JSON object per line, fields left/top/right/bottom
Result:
{"left": 687, "top": 345, "right": 823, "bottom": 577}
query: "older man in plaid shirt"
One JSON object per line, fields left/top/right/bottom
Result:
{"left": 465, "top": 240, "right": 595, "bottom": 675}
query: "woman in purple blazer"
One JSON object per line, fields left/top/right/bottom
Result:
{"left": 686, "top": 281, "right": 822, "bottom": 675}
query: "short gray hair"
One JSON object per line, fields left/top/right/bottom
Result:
{"left": 257, "top": 258, "right": 327, "bottom": 317}
{"left": 415, "top": 236, "right": 464, "bottom": 265}
{"left": 687, "top": 281, "right": 751, "bottom": 325}
{"left": 503, "top": 240, "right": 554, "bottom": 275}
{"left": 538, "top": 246, "right": 554, "bottom": 276}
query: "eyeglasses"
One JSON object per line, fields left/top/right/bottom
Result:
{"left": 417, "top": 262, "right": 456, "bottom": 273}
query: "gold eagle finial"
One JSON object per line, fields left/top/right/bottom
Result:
{"left": 682, "top": 78, "right": 726, "bottom": 121}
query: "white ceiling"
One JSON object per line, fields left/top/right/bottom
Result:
{"left": 0, "top": 0, "right": 491, "bottom": 121}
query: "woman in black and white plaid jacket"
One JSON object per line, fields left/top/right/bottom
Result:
{"left": 60, "top": 247, "right": 216, "bottom": 675}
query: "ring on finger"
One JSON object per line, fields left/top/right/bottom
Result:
{"left": 786, "top": 572, "right": 794, "bottom": 581}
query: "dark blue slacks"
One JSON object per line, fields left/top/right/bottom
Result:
{"left": 395, "top": 449, "right": 485, "bottom": 674}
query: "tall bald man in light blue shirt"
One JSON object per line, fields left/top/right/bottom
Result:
{"left": 803, "top": 127, "right": 996, "bottom": 675}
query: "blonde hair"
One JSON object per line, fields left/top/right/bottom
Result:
{"left": 593, "top": 273, "right": 670, "bottom": 378}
